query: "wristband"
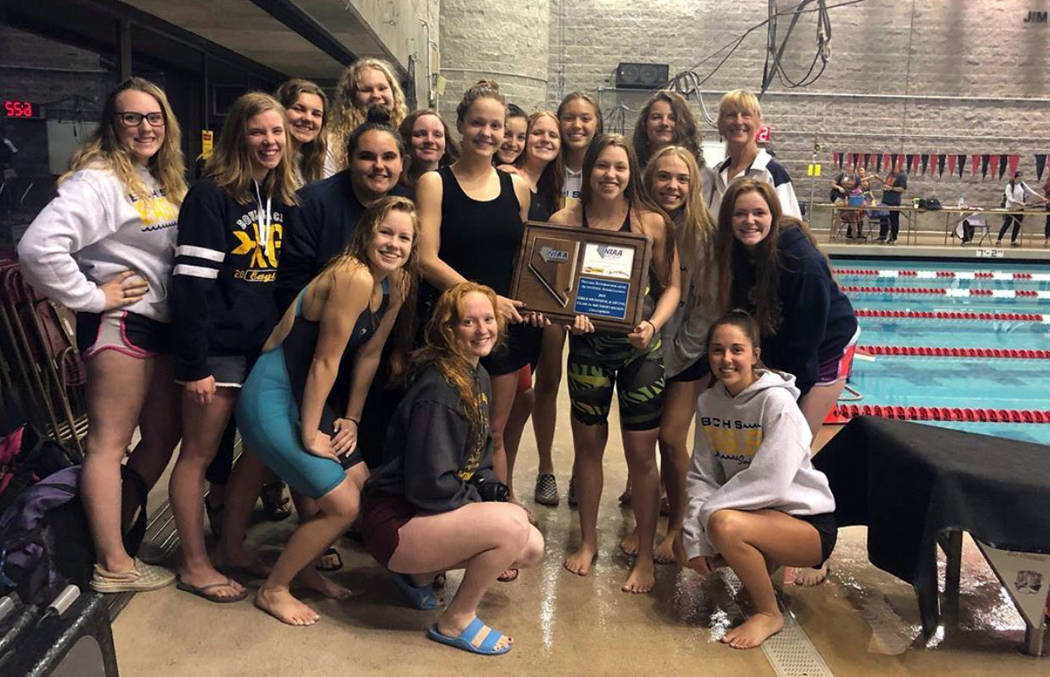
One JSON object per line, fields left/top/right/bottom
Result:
{"left": 346, "top": 416, "right": 360, "bottom": 426}
{"left": 643, "top": 319, "right": 657, "bottom": 334}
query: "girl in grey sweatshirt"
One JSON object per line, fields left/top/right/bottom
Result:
{"left": 679, "top": 310, "right": 836, "bottom": 649}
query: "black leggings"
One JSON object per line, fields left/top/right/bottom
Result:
{"left": 879, "top": 211, "right": 901, "bottom": 240}
{"left": 997, "top": 213, "right": 1024, "bottom": 243}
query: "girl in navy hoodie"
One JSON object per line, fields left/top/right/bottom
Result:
{"left": 713, "top": 179, "right": 858, "bottom": 437}
{"left": 169, "top": 92, "right": 299, "bottom": 602}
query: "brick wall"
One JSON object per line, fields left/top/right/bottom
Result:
{"left": 438, "top": 0, "right": 551, "bottom": 125}
{"left": 494, "top": 0, "right": 1050, "bottom": 213}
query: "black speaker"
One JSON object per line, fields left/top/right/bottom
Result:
{"left": 615, "top": 62, "right": 669, "bottom": 89}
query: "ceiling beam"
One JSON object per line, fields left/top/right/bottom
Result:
{"left": 248, "top": 0, "right": 356, "bottom": 67}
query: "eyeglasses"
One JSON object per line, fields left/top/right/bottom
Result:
{"left": 116, "top": 112, "right": 165, "bottom": 127}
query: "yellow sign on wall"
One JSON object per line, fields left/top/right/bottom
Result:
{"left": 201, "top": 130, "right": 214, "bottom": 158}
{"left": 807, "top": 163, "right": 822, "bottom": 177}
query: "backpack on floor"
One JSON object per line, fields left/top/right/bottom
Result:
{"left": 0, "top": 464, "right": 148, "bottom": 605}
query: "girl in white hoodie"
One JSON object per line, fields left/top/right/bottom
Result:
{"left": 17, "top": 77, "right": 187, "bottom": 593}
{"left": 678, "top": 310, "right": 836, "bottom": 649}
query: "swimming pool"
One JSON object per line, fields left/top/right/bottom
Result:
{"left": 832, "top": 256, "right": 1050, "bottom": 446}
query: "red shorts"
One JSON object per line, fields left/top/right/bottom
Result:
{"left": 815, "top": 330, "right": 860, "bottom": 386}
{"left": 359, "top": 490, "right": 420, "bottom": 568}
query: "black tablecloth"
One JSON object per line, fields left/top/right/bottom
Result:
{"left": 814, "top": 416, "right": 1050, "bottom": 634}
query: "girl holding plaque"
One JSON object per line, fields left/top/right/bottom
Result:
{"left": 549, "top": 134, "right": 680, "bottom": 593}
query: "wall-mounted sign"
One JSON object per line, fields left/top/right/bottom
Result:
{"left": 756, "top": 125, "right": 771, "bottom": 142}
{"left": 1024, "top": 10, "right": 1047, "bottom": 23}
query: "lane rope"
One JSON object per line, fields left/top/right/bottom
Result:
{"left": 859, "top": 345, "right": 1050, "bottom": 359}
{"left": 826, "top": 406, "right": 1050, "bottom": 424}
{"left": 836, "top": 268, "right": 1050, "bottom": 282}
{"left": 855, "top": 308, "right": 1048, "bottom": 322}
{"left": 842, "top": 286, "right": 1050, "bottom": 299}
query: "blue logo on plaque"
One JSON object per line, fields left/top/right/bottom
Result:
{"left": 574, "top": 276, "right": 629, "bottom": 319}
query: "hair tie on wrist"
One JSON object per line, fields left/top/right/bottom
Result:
{"left": 644, "top": 319, "right": 656, "bottom": 333}
{"left": 347, "top": 416, "right": 360, "bottom": 425}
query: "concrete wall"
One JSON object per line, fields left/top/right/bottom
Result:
{"left": 538, "top": 0, "right": 1050, "bottom": 212}
{"left": 438, "top": 0, "right": 551, "bottom": 125}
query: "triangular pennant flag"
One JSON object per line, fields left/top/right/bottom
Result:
{"left": 937, "top": 154, "right": 946, "bottom": 177}
{"left": 1008, "top": 154, "right": 1019, "bottom": 176}
{"left": 891, "top": 153, "right": 899, "bottom": 172}
{"left": 920, "top": 154, "right": 930, "bottom": 175}
{"left": 863, "top": 153, "right": 871, "bottom": 169}
{"left": 838, "top": 152, "right": 845, "bottom": 168}
{"left": 1036, "top": 154, "right": 1047, "bottom": 181}
{"left": 997, "top": 154, "right": 1008, "bottom": 180}
{"left": 882, "top": 152, "right": 891, "bottom": 173}
{"left": 981, "top": 154, "right": 990, "bottom": 179}
{"left": 833, "top": 152, "right": 840, "bottom": 168}
{"left": 989, "top": 154, "right": 1000, "bottom": 180}
{"left": 957, "top": 154, "right": 966, "bottom": 178}
{"left": 852, "top": 153, "right": 859, "bottom": 169}
{"left": 905, "top": 153, "right": 915, "bottom": 174}
{"left": 947, "top": 154, "right": 957, "bottom": 177}
{"left": 911, "top": 154, "right": 920, "bottom": 174}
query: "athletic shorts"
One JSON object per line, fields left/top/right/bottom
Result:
{"left": 815, "top": 329, "right": 861, "bottom": 386}
{"left": 794, "top": 512, "right": 838, "bottom": 567}
{"left": 359, "top": 490, "right": 420, "bottom": 568}
{"left": 667, "top": 354, "right": 711, "bottom": 383}
{"left": 567, "top": 333, "right": 665, "bottom": 431}
{"left": 76, "top": 310, "right": 170, "bottom": 360}
{"left": 175, "top": 354, "right": 254, "bottom": 388}
{"left": 481, "top": 323, "right": 543, "bottom": 377}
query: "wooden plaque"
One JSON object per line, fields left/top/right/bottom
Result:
{"left": 509, "top": 221, "right": 653, "bottom": 332}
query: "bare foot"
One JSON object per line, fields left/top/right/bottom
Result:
{"left": 294, "top": 566, "right": 353, "bottom": 600}
{"left": 619, "top": 528, "right": 640, "bottom": 556}
{"left": 654, "top": 532, "right": 677, "bottom": 564}
{"left": 622, "top": 556, "right": 654, "bottom": 593}
{"left": 255, "top": 586, "right": 320, "bottom": 626}
{"left": 563, "top": 544, "right": 598, "bottom": 576}
{"left": 177, "top": 566, "right": 246, "bottom": 600}
{"left": 722, "top": 611, "right": 784, "bottom": 649}
{"left": 789, "top": 563, "right": 829, "bottom": 586}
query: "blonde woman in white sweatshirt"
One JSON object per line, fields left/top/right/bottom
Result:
{"left": 676, "top": 310, "right": 836, "bottom": 649}
{"left": 18, "top": 77, "right": 186, "bottom": 593}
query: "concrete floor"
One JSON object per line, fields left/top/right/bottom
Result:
{"left": 112, "top": 375, "right": 1048, "bottom": 676}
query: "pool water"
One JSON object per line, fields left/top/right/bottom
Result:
{"left": 833, "top": 257, "right": 1050, "bottom": 445}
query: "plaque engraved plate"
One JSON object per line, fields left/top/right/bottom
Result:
{"left": 509, "top": 221, "right": 653, "bottom": 332}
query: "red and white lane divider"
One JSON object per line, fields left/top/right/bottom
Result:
{"left": 836, "top": 268, "right": 1050, "bottom": 281}
{"left": 826, "top": 406, "right": 1050, "bottom": 424}
{"left": 855, "top": 309, "right": 1049, "bottom": 322}
{"left": 842, "top": 285, "right": 1050, "bottom": 299}
{"left": 860, "top": 345, "right": 1050, "bottom": 359}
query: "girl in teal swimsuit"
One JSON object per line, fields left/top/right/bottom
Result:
{"left": 236, "top": 195, "right": 418, "bottom": 626}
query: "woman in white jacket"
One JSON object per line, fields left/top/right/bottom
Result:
{"left": 17, "top": 77, "right": 187, "bottom": 592}
{"left": 677, "top": 309, "right": 836, "bottom": 649}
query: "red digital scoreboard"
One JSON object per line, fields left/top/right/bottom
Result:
{"left": 3, "top": 100, "right": 43, "bottom": 119}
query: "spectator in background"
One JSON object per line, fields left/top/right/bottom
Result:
{"left": 997, "top": 171, "right": 1044, "bottom": 247}
{"left": 877, "top": 164, "right": 907, "bottom": 244}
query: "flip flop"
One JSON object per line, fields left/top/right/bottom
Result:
{"left": 497, "top": 568, "right": 519, "bottom": 583}
{"left": 315, "top": 547, "right": 343, "bottom": 572}
{"left": 390, "top": 572, "right": 444, "bottom": 610}
{"left": 426, "top": 617, "right": 511, "bottom": 656}
{"left": 176, "top": 577, "right": 248, "bottom": 604}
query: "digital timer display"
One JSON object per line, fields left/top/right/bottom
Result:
{"left": 3, "top": 100, "right": 40, "bottom": 119}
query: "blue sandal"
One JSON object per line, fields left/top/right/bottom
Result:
{"left": 390, "top": 572, "right": 443, "bottom": 610}
{"left": 426, "top": 617, "right": 511, "bottom": 656}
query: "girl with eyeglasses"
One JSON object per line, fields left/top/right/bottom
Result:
{"left": 18, "top": 77, "right": 187, "bottom": 593}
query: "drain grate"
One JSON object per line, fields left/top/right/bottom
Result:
{"left": 720, "top": 570, "right": 836, "bottom": 677}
